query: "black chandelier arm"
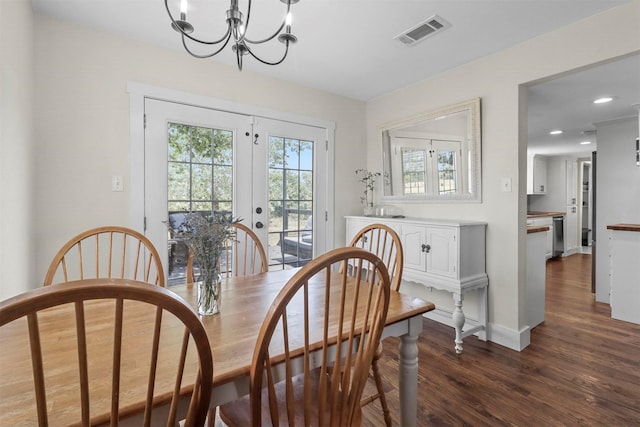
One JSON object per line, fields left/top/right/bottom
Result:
{"left": 242, "top": 0, "right": 291, "bottom": 45}
{"left": 167, "top": 0, "right": 297, "bottom": 69}
{"left": 243, "top": 20, "right": 287, "bottom": 45}
{"left": 181, "top": 30, "right": 233, "bottom": 59}
{"left": 164, "top": 0, "right": 232, "bottom": 45}
{"left": 244, "top": 40, "right": 291, "bottom": 66}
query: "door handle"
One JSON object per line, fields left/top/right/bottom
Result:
{"left": 255, "top": 221, "right": 264, "bottom": 229}
{"left": 421, "top": 244, "right": 431, "bottom": 253}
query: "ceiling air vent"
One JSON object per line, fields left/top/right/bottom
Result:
{"left": 395, "top": 14, "right": 451, "bottom": 46}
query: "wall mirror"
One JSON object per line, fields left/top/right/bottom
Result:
{"left": 381, "top": 98, "right": 482, "bottom": 202}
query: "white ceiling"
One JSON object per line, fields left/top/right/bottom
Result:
{"left": 527, "top": 53, "right": 640, "bottom": 157}
{"left": 32, "top": 0, "right": 640, "bottom": 156}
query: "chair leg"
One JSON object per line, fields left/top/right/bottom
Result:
{"left": 360, "top": 343, "right": 392, "bottom": 427}
{"left": 371, "top": 355, "right": 392, "bottom": 427}
{"left": 207, "top": 407, "right": 217, "bottom": 427}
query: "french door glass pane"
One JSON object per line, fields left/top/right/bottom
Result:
{"left": 167, "top": 122, "right": 234, "bottom": 284}
{"left": 268, "top": 136, "right": 313, "bottom": 269}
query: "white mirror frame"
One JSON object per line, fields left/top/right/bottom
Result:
{"left": 380, "top": 97, "right": 482, "bottom": 203}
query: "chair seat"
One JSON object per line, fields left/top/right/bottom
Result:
{"left": 219, "top": 368, "right": 362, "bottom": 426}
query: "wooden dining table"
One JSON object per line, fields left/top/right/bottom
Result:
{"left": 0, "top": 268, "right": 434, "bottom": 426}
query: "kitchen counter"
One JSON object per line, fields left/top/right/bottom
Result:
{"left": 527, "top": 225, "right": 549, "bottom": 234}
{"left": 527, "top": 211, "right": 565, "bottom": 218}
{"left": 526, "top": 215, "right": 558, "bottom": 259}
{"left": 606, "top": 223, "right": 640, "bottom": 232}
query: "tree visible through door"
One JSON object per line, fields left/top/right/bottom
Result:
{"left": 268, "top": 135, "right": 313, "bottom": 269}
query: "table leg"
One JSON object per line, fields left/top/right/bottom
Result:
{"left": 452, "top": 292, "right": 465, "bottom": 354}
{"left": 399, "top": 316, "right": 423, "bottom": 427}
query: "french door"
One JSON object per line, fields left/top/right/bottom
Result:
{"left": 144, "top": 99, "right": 328, "bottom": 284}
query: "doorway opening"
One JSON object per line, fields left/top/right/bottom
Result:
{"left": 578, "top": 159, "right": 592, "bottom": 254}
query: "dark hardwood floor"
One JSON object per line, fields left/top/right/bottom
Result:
{"left": 361, "top": 254, "right": 640, "bottom": 426}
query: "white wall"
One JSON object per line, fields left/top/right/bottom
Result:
{"left": 32, "top": 15, "right": 367, "bottom": 292}
{"left": 0, "top": 0, "right": 35, "bottom": 299}
{"left": 594, "top": 117, "right": 640, "bottom": 303}
{"left": 366, "top": 1, "right": 640, "bottom": 350}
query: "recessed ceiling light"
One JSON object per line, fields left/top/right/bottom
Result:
{"left": 549, "top": 130, "right": 563, "bottom": 135}
{"left": 594, "top": 97, "right": 613, "bottom": 104}
{"left": 580, "top": 141, "right": 592, "bottom": 145}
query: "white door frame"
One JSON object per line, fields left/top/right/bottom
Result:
{"left": 127, "top": 82, "right": 336, "bottom": 270}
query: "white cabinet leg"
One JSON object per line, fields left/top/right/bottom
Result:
{"left": 478, "top": 287, "right": 488, "bottom": 341}
{"left": 452, "top": 292, "right": 465, "bottom": 354}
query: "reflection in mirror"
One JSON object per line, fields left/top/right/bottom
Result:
{"left": 381, "top": 98, "right": 481, "bottom": 202}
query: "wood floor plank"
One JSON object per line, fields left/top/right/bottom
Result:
{"left": 361, "top": 254, "right": 640, "bottom": 426}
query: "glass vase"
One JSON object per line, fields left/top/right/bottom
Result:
{"left": 197, "top": 268, "right": 222, "bottom": 315}
{"left": 364, "top": 202, "right": 375, "bottom": 216}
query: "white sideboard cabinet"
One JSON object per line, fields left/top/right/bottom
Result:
{"left": 345, "top": 216, "right": 488, "bottom": 353}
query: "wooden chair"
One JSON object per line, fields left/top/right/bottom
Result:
{"left": 43, "top": 226, "right": 165, "bottom": 287}
{"left": 0, "top": 280, "right": 213, "bottom": 426}
{"left": 219, "top": 246, "right": 391, "bottom": 426}
{"left": 348, "top": 223, "right": 404, "bottom": 427}
{"left": 186, "top": 222, "right": 268, "bottom": 283}
{"left": 186, "top": 221, "right": 267, "bottom": 426}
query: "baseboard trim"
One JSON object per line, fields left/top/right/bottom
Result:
{"left": 488, "top": 323, "right": 530, "bottom": 351}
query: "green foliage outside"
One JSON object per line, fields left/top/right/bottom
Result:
{"left": 167, "top": 123, "right": 233, "bottom": 213}
{"left": 166, "top": 124, "right": 315, "bottom": 267}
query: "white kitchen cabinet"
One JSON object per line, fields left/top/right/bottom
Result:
{"left": 565, "top": 159, "right": 578, "bottom": 206}
{"left": 346, "top": 216, "right": 488, "bottom": 353}
{"left": 565, "top": 206, "right": 578, "bottom": 254}
{"left": 527, "top": 154, "right": 548, "bottom": 195}
{"left": 529, "top": 216, "right": 553, "bottom": 259}
{"left": 527, "top": 227, "right": 547, "bottom": 328}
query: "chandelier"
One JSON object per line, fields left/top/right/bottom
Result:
{"left": 165, "top": 0, "right": 299, "bottom": 71}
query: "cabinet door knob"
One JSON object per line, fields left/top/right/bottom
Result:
{"left": 421, "top": 244, "right": 431, "bottom": 253}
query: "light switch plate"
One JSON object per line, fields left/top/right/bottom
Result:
{"left": 501, "top": 177, "right": 512, "bottom": 192}
{"left": 112, "top": 175, "right": 124, "bottom": 192}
